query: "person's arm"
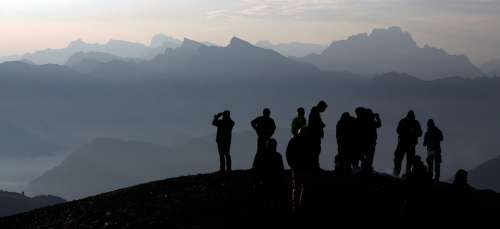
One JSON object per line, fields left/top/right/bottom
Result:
{"left": 212, "top": 114, "right": 221, "bottom": 126}
{"left": 397, "top": 120, "right": 404, "bottom": 135}
{"left": 271, "top": 119, "right": 277, "bottom": 135}
{"left": 251, "top": 117, "right": 258, "bottom": 130}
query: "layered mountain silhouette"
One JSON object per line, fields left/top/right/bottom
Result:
{"left": 65, "top": 51, "right": 131, "bottom": 73}
{"left": 145, "top": 37, "right": 319, "bottom": 79}
{"left": 1, "top": 171, "right": 499, "bottom": 227}
{"left": 255, "top": 40, "right": 326, "bottom": 57}
{"left": 298, "top": 27, "right": 482, "bottom": 80}
{"left": 0, "top": 191, "right": 64, "bottom": 217}
{"left": 481, "top": 59, "right": 500, "bottom": 77}
{"left": 468, "top": 154, "right": 500, "bottom": 192}
{"left": 18, "top": 35, "right": 182, "bottom": 65}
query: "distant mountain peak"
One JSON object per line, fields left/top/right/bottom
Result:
{"left": 229, "top": 37, "right": 254, "bottom": 48}
{"left": 68, "top": 39, "right": 87, "bottom": 48}
{"left": 180, "top": 38, "right": 205, "bottom": 50}
{"left": 150, "top": 34, "right": 182, "bottom": 48}
{"left": 298, "top": 26, "right": 482, "bottom": 79}
{"left": 369, "top": 26, "right": 416, "bottom": 47}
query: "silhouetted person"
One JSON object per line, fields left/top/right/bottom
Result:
{"left": 453, "top": 169, "right": 471, "bottom": 190}
{"left": 423, "top": 119, "right": 444, "bottom": 181}
{"left": 355, "top": 108, "right": 382, "bottom": 172}
{"left": 291, "top": 107, "right": 307, "bottom": 137}
{"left": 286, "top": 128, "right": 313, "bottom": 212}
{"left": 336, "top": 112, "right": 356, "bottom": 173}
{"left": 212, "top": 110, "right": 235, "bottom": 173}
{"left": 308, "top": 101, "right": 328, "bottom": 170}
{"left": 253, "top": 138, "right": 285, "bottom": 176}
{"left": 407, "top": 155, "right": 430, "bottom": 183}
{"left": 251, "top": 108, "right": 276, "bottom": 169}
{"left": 252, "top": 138, "right": 285, "bottom": 224}
{"left": 393, "top": 110, "right": 422, "bottom": 177}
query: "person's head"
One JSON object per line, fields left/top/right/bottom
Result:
{"left": 263, "top": 108, "right": 271, "bottom": 117}
{"left": 297, "top": 107, "right": 305, "bottom": 117}
{"left": 453, "top": 169, "right": 469, "bottom": 186}
{"left": 367, "top": 109, "right": 374, "bottom": 117}
{"left": 427, "top": 119, "right": 435, "bottom": 128}
{"left": 341, "top": 112, "right": 351, "bottom": 120}
{"left": 222, "top": 110, "right": 231, "bottom": 119}
{"left": 406, "top": 110, "right": 416, "bottom": 120}
{"left": 355, "top": 107, "right": 365, "bottom": 118}
{"left": 267, "top": 138, "right": 278, "bottom": 152}
{"left": 317, "top": 101, "right": 328, "bottom": 112}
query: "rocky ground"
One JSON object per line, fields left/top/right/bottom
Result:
{"left": 0, "top": 170, "right": 498, "bottom": 228}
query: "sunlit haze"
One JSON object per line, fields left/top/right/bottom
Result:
{"left": 0, "top": 0, "right": 499, "bottom": 64}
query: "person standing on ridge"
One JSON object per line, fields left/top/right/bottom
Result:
{"left": 336, "top": 112, "right": 356, "bottom": 173}
{"left": 286, "top": 128, "right": 312, "bottom": 212}
{"left": 251, "top": 108, "right": 276, "bottom": 169}
{"left": 362, "top": 108, "right": 381, "bottom": 172}
{"left": 393, "top": 110, "right": 422, "bottom": 177}
{"left": 291, "top": 107, "right": 307, "bottom": 137}
{"left": 423, "top": 119, "right": 444, "bottom": 181}
{"left": 308, "top": 101, "right": 328, "bottom": 170}
{"left": 212, "top": 110, "right": 235, "bottom": 173}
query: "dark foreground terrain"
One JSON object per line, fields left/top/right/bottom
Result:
{"left": 1, "top": 170, "right": 499, "bottom": 228}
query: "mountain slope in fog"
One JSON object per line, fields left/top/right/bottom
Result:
{"left": 298, "top": 27, "right": 482, "bottom": 80}
{"left": 468, "top": 154, "right": 500, "bottom": 192}
{"left": 27, "top": 138, "right": 179, "bottom": 200}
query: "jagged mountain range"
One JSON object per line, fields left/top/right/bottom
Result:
{"left": 0, "top": 27, "right": 490, "bottom": 80}
{"left": 298, "top": 27, "right": 482, "bottom": 80}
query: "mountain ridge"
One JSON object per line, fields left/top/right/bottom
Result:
{"left": 1, "top": 170, "right": 499, "bottom": 227}
{"left": 298, "top": 26, "right": 482, "bottom": 80}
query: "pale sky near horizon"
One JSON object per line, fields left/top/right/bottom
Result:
{"left": 0, "top": 0, "right": 499, "bottom": 64}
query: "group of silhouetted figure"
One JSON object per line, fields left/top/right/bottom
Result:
{"left": 212, "top": 101, "right": 471, "bottom": 211}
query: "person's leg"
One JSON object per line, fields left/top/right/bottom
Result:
{"left": 291, "top": 171, "right": 297, "bottom": 212}
{"left": 363, "top": 143, "right": 376, "bottom": 171}
{"left": 217, "top": 143, "right": 225, "bottom": 172}
{"left": 224, "top": 142, "right": 232, "bottom": 172}
{"left": 406, "top": 144, "right": 416, "bottom": 175}
{"left": 435, "top": 153, "right": 442, "bottom": 181}
{"left": 426, "top": 153, "right": 434, "bottom": 179}
{"left": 309, "top": 139, "right": 321, "bottom": 170}
{"left": 393, "top": 143, "right": 405, "bottom": 176}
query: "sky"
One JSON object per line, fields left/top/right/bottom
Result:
{"left": 0, "top": 0, "right": 499, "bottom": 64}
